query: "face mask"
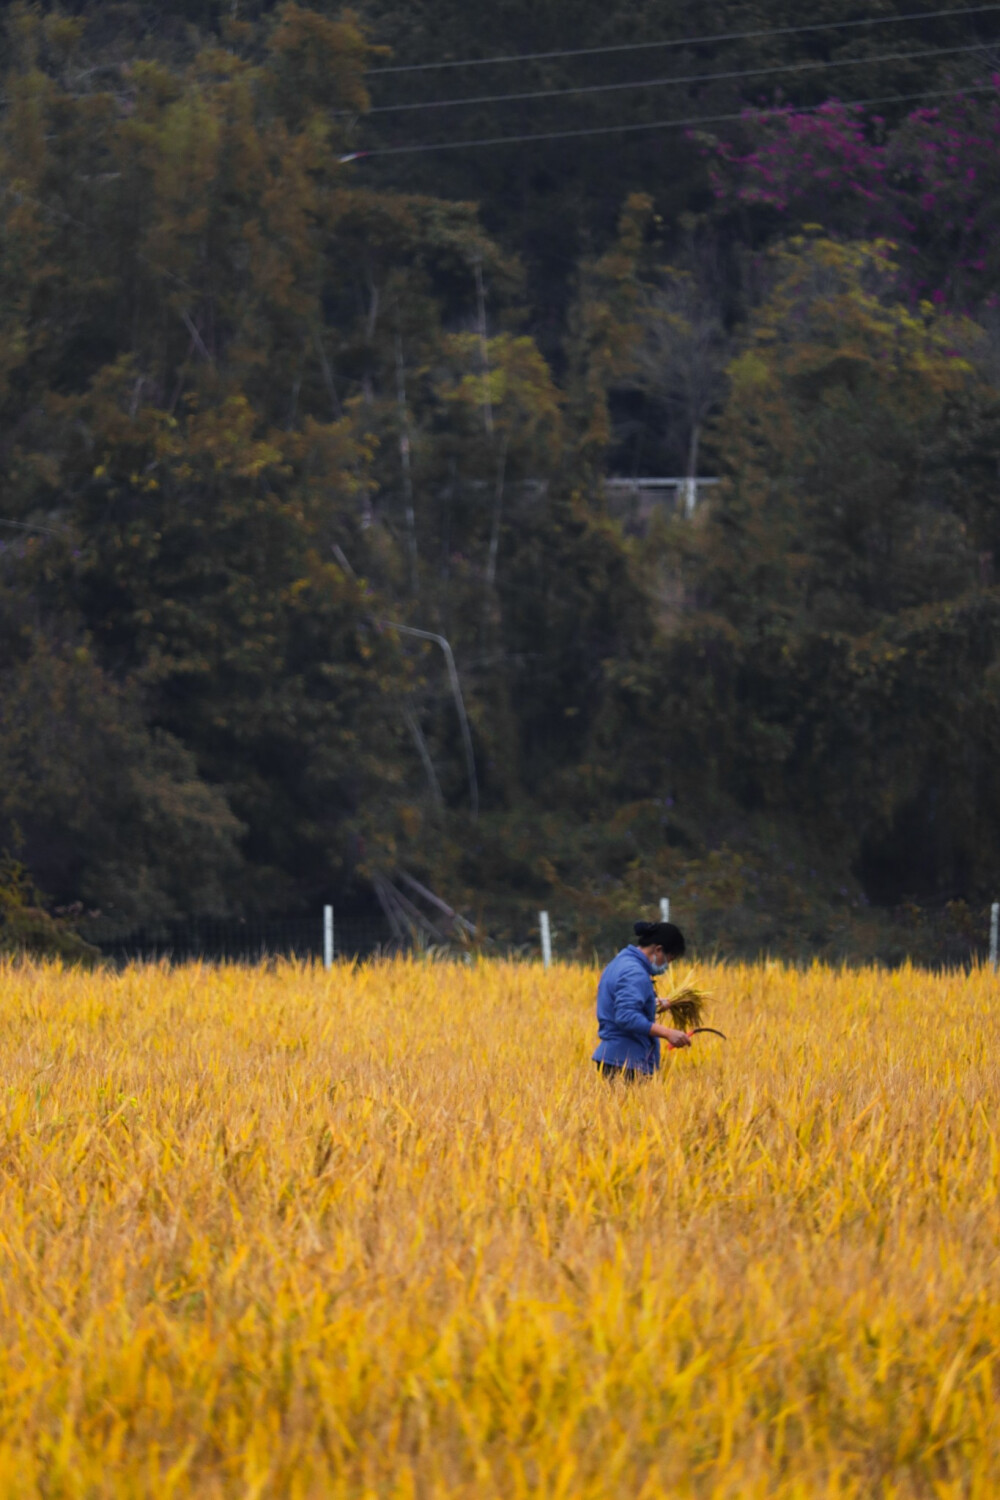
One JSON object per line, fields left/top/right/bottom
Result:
{"left": 650, "top": 957, "right": 669, "bottom": 975}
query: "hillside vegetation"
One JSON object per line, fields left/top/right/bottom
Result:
{"left": 4, "top": 1, "right": 1000, "bottom": 955}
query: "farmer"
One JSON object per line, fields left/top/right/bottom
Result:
{"left": 593, "top": 919, "right": 690, "bottom": 1081}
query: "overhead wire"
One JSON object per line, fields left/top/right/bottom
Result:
{"left": 366, "top": 2, "right": 1000, "bottom": 74}
{"left": 359, "top": 80, "right": 1000, "bottom": 154}
{"left": 360, "top": 39, "right": 997, "bottom": 114}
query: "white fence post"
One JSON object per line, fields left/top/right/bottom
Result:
{"left": 660, "top": 897, "right": 670, "bottom": 923}
{"left": 539, "top": 910, "right": 552, "bottom": 970}
{"left": 323, "top": 905, "right": 334, "bottom": 970}
{"left": 991, "top": 902, "right": 998, "bottom": 972}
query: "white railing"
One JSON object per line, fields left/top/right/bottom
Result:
{"left": 605, "top": 476, "right": 719, "bottom": 518}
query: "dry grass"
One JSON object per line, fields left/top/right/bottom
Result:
{"left": 0, "top": 955, "right": 998, "bottom": 1496}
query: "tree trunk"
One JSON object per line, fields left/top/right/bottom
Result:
{"left": 395, "top": 332, "right": 419, "bottom": 595}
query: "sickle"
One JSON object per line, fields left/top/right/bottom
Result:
{"left": 666, "top": 1026, "right": 727, "bottom": 1049}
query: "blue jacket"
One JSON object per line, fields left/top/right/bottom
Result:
{"left": 592, "top": 945, "right": 660, "bottom": 1074}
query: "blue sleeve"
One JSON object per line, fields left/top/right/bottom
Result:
{"left": 613, "top": 965, "right": 654, "bottom": 1041}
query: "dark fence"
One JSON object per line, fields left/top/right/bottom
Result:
{"left": 68, "top": 899, "right": 1000, "bottom": 968}
{"left": 78, "top": 913, "right": 394, "bottom": 966}
{"left": 872, "top": 899, "right": 998, "bottom": 971}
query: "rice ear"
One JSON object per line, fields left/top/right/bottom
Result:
{"left": 660, "top": 995, "right": 704, "bottom": 1030}
{"left": 655, "top": 969, "right": 713, "bottom": 1031}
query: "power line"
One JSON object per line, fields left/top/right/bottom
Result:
{"left": 0, "top": 518, "right": 67, "bottom": 537}
{"left": 366, "top": 3, "right": 1000, "bottom": 75}
{"left": 361, "top": 39, "right": 996, "bottom": 115}
{"left": 360, "top": 80, "right": 999, "bottom": 155}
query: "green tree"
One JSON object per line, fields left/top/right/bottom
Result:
{"left": 0, "top": 2, "right": 419, "bottom": 912}
{"left": 656, "top": 237, "right": 1000, "bottom": 902}
{"left": 0, "top": 637, "right": 243, "bottom": 925}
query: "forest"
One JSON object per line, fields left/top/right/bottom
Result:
{"left": 3, "top": 0, "right": 1000, "bottom": 959}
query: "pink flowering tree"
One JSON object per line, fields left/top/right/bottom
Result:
{"left": 892, "top": 91, "right": 1000, "bottom": 306}
{"left": 700, "top": 81, "right": 1000, "bottom": 310}
{"left": 703, "top": 103, "right": 889, "bottom": 228}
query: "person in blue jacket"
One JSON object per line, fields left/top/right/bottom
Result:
{"left": 593, "top": 919, "right": 691, "bottom": 1080}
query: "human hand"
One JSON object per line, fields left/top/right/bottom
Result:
{"left": 664, "top": 1028, "right": 692, "bottom": 1049}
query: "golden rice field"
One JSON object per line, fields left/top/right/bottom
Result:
{"left": 0, "top": 956, "right": 998, "bottom": 1497}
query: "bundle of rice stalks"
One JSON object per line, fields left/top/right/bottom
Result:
{"left": 655, "top": 969, "right": 712, "bottom": 1031}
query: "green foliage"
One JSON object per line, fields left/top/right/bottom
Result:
{"left": 650, "top": 238, "right": 1000, "bottom": 910}
{"left": 566, "top": 193, "right": 654, "bottom": 465}
{"left": 0, "top": 855, "right": 101, "bottom": 965}
{"left": 0, "top": 638, "right": 244, "bottom": 926}
{"left": 0, "top": 0, "right": 420, "bottom": 914}
{"left": 705, "top": 239, "right": 982, "bottom": 631}
{"left": 3, "top": 2, "right": 1000, "bottom": 958}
